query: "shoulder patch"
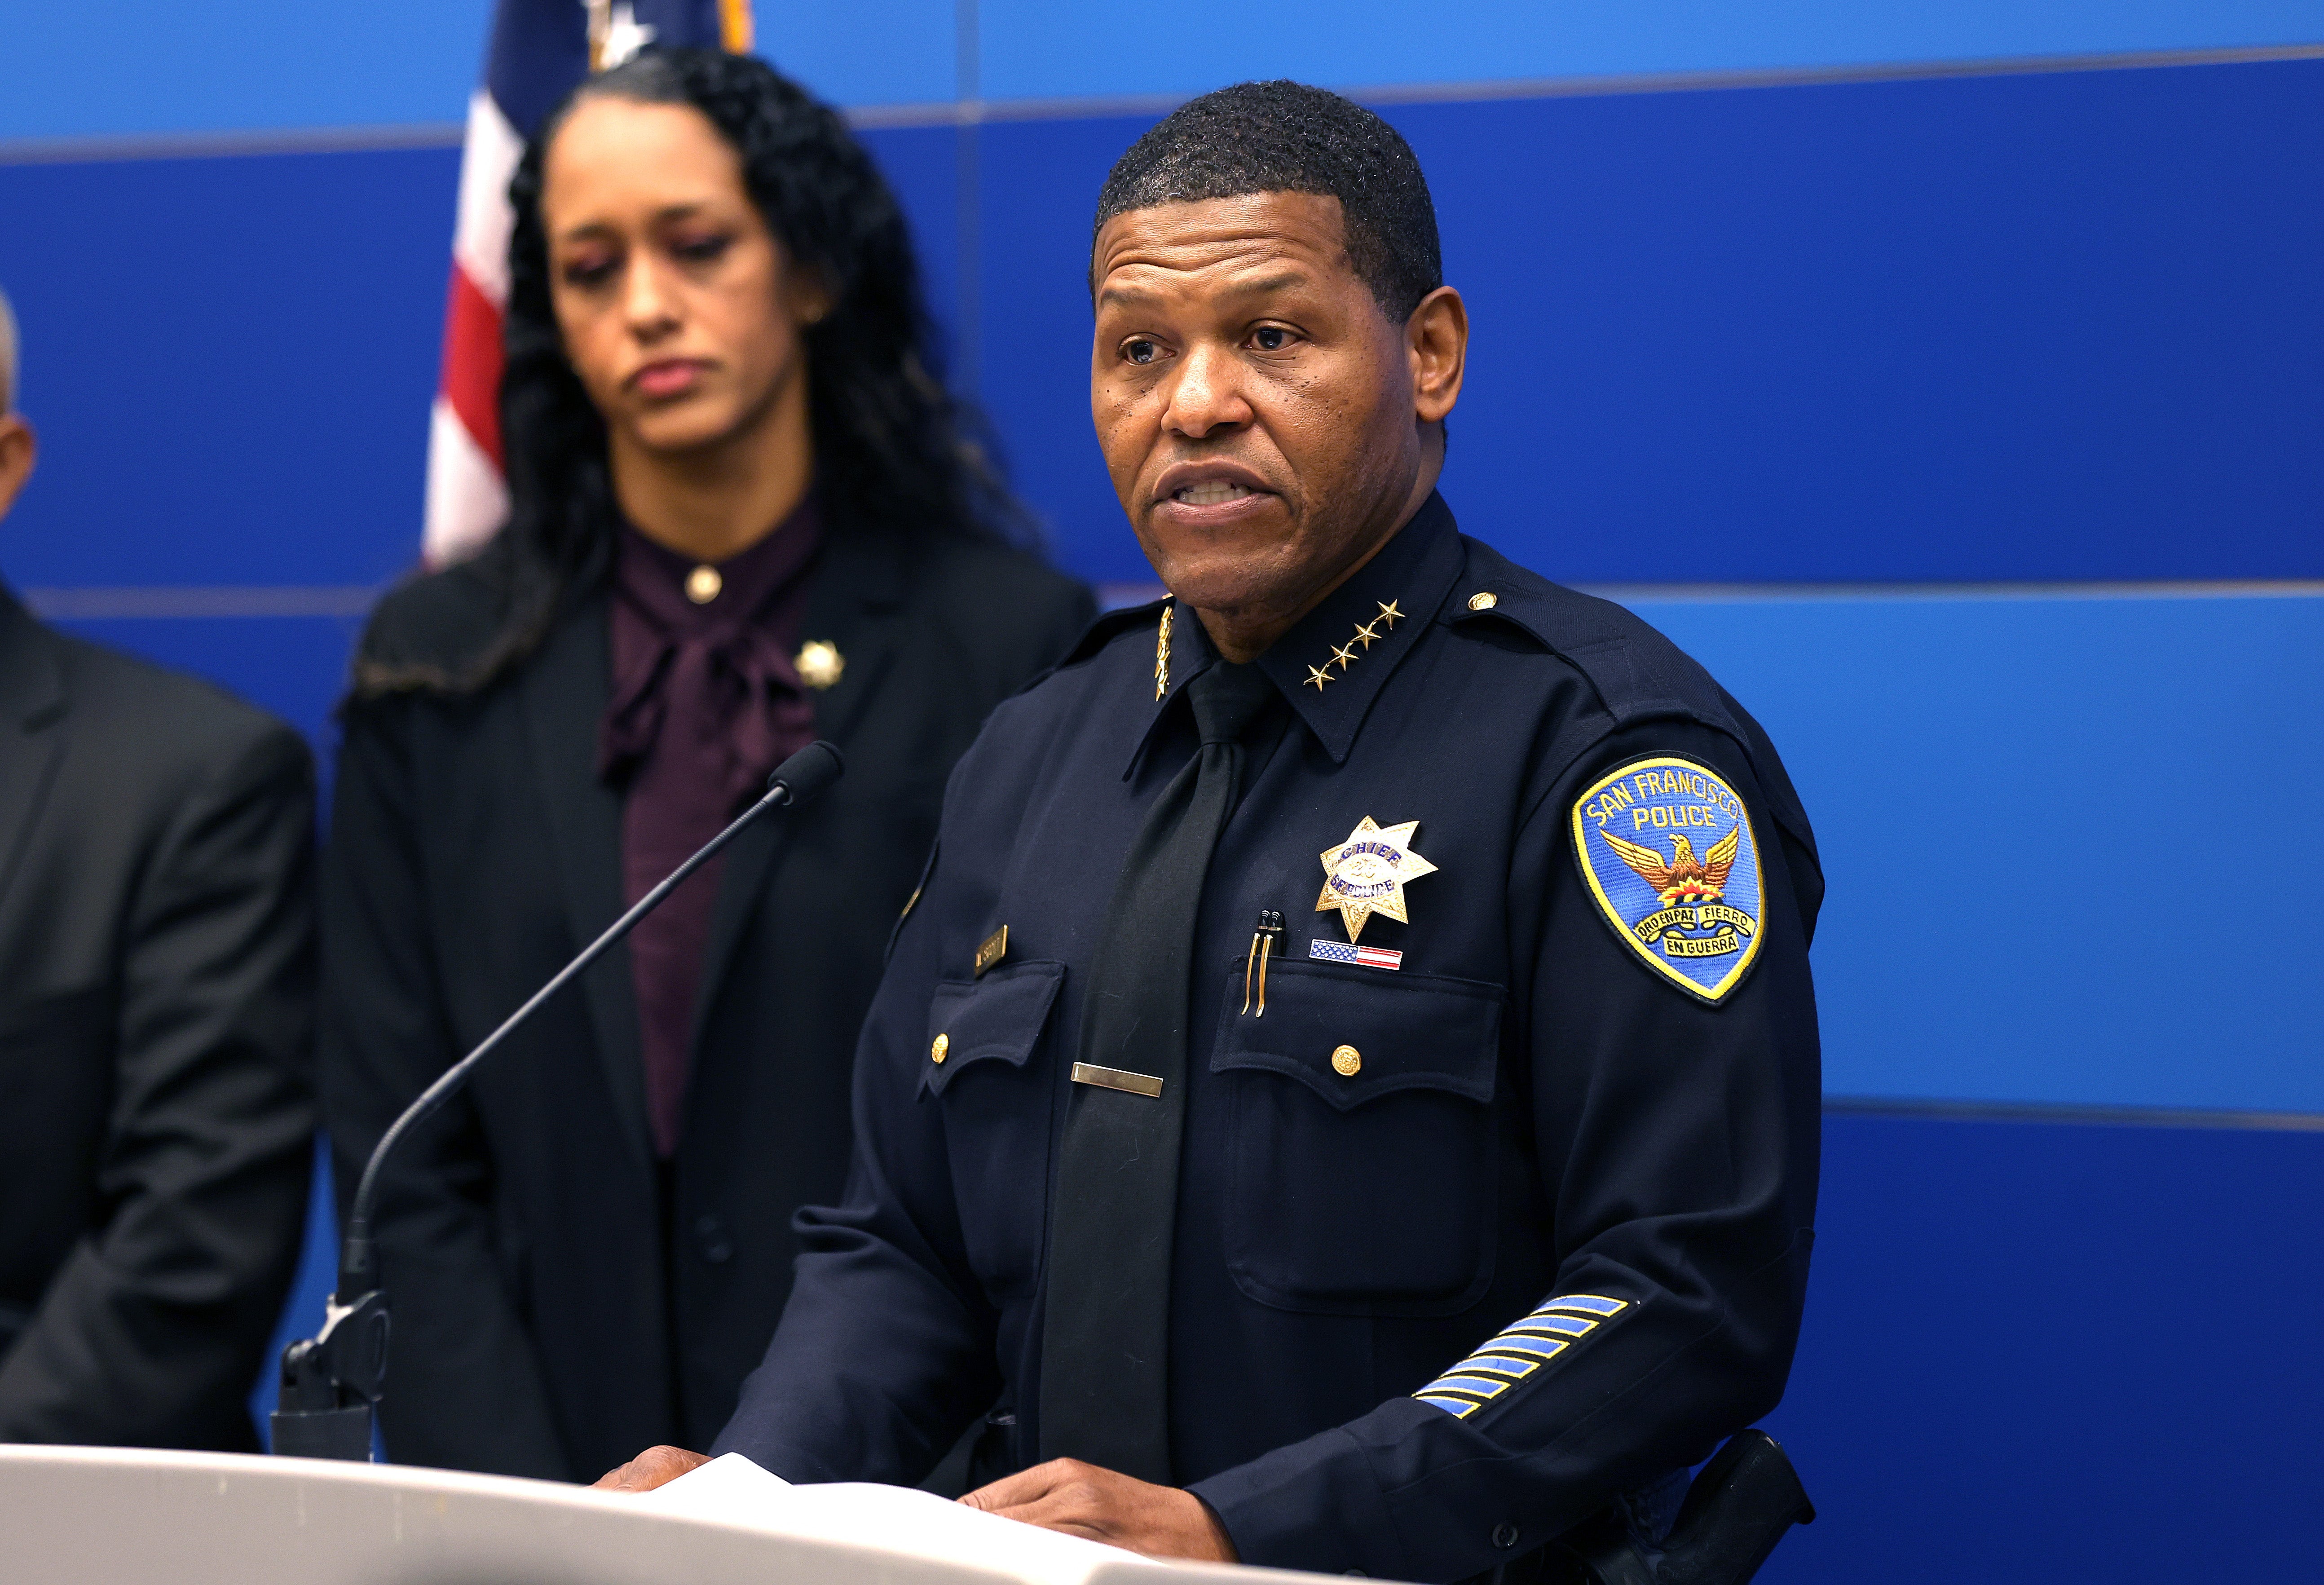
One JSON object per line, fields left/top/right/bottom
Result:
{"left": 1571, "top": 756, "right": 1765, "bottom": 1003}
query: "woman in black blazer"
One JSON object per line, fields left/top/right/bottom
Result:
{"left": 320, "top": 50, "right": 1091, "bottom": 1483}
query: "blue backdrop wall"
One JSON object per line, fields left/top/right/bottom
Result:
{"left": 3, "top": 5, "right": 2320, "bottom": 1579}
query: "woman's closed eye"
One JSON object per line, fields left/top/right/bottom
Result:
{"left": 561, "top": 254, "right": 620, "bottom": 289}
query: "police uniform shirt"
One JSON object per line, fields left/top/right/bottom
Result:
{"left": 715, "top": 493, "right": 1824, "bottom": 1581}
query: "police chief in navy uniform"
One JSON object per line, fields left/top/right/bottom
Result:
{"left": 600, "top": 82, "right": 1823, "bottom": 1582}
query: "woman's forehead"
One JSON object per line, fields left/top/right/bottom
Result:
{"left": 543, "top": 97, "right": 745, "bottom": 209}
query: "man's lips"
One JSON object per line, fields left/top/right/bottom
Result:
{"left": 1150, "top": 460, "right": 1278, "bottom": 514}
{"left": 630, "top": 359, "right": 711, "bottom": 398}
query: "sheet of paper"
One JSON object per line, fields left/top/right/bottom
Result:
{"left": 633, "top": 1453, "right": 1159, "bottom": 1585}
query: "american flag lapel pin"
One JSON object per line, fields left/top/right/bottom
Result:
{"left": 1312, "top": 938, "right": 1405, "bottom": 971}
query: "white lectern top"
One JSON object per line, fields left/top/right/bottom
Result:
{"left": 0, "top": 1446, "right": 1359, "bottom": 1585}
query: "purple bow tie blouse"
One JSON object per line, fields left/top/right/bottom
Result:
{"left": 597, "top": 497, "right": 825, "bottom": 1157}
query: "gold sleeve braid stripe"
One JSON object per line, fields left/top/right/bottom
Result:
{"left": 1412, "top": 1294, "right": 1629, "bottom": 1419}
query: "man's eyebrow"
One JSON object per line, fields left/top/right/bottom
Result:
{"left": 1094, "top": 268, "right": 1316, "bottom": 311}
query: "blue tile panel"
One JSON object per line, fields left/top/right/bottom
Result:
{"left": 1772, "top": 1111, "right": 2324, "bottom": 1582}
{"left": 1415, "top": 1296, "right": 1631, "bottom": 1417}
{"left": 9, "top": 0, "right": 2322, "bottom": 138}
{"left": 0, "top": 148, "right": 456, "bottom": 589}
{"left": 1, "top": 0, "right": 492, "bottom": 142}
{"left": 1635, "top": 588, "right": 2324, "bottom": 1115}
{"left": 975, "top": 1, "right": 2324, "bottom": 105}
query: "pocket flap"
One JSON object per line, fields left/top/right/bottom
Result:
{"left": 922, "top": 960, "right": 1067, "bottom": 1097}
{"left": 1209, "top": 958, "right": 1502, "bottom": 1111}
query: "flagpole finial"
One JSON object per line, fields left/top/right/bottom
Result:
{"left": 719, "top": 0, "right": 754, "bottom": 53}
{"left": 587, "top": 0, "right": 662, "bottom": 73}
{"left": 584, "top": 0, "right": 610, "bottom": 72}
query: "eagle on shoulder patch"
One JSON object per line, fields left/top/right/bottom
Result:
{"left": 1597, "top": 826, "right": 1740, "bottom": 906}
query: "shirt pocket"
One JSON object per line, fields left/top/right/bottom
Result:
{"left": 1208, "top": 959, "right": 1504, "bottom": 1316}
{"left": 920, "top": 960, "right": 1067, "bottom": 1293}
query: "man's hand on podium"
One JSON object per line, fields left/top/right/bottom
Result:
{"left": 594, "top": 1445, "right": 713, "bottom": 1491}
{"left": 960, "top": 1458, "right": 1238, "bottom": 1563}
{"left": 591, "top": 1445, "right": 1235, "bottom": 1564}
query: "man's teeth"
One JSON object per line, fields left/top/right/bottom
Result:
{"left": 1175, "top": 481, "right": 1253, "bottom": 506}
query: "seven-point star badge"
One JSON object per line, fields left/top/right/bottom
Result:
{"left": 1317, "top": 817, "right": 1439, "bottom": 942}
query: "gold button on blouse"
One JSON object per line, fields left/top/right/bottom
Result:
{"left": 685, "top": 565, "right": 723, "bottom": 604}
{"left": 930, "top": 1033, "right": 950, "bottom": 1064}
{"left": 1331, "top": 1044, "right": 1362, "bottom": 1077}
{"left": 1467, "top": 591, "right": 1498, "bottom": 610}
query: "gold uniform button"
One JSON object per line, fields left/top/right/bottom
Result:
{"left": 1331, "top": 1044, "right": 1362, "bottom": 1077}
{"left": 930, "top": 1033, "right": 949, "bottom": 1064}
{"left": 1467, "top": 591, "right": 1498, "bottom": 610}
{"left": 685, "top": 564, "right": 723, "bottom": 604}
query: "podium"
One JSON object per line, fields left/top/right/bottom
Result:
{"left": 0, "top": 1446, "right": 1346, "bottom": 1585}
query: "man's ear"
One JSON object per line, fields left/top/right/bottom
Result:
{"left": 1407, "top": 286, "right": 1467, "bottom": 426}
{"left": 0, "top": 415, "right": 37, "bottom": 521}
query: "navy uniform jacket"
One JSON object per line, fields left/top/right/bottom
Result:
{"left": 716, "top": 495, "right": 1822, "bottom": 1581}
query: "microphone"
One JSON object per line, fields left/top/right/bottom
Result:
{"left": 270, "top": 741, "right": 847, "bottom": 1460}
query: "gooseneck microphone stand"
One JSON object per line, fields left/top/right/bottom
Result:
{"left": 270, "top": 740, "right": 847, "bottom": 1460}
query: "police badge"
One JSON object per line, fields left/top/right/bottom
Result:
{"left": 1571, "top": 757, "right": 1765, "bottom": 1003}
{"left": 1317, "top": 817, "right": 1438, "bottom": 943}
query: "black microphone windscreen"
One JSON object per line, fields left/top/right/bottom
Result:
{"left": 769, "top": 740, "right": 846, "bottom": 805}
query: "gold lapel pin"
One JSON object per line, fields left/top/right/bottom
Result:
{"left": 795, "top": 640, "right": 845, "bottom": 690}
{"left": 1154, "top": 605, "right": 1174, "bottom": 701}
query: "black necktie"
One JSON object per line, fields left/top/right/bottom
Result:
{"left": 1037, "top": 653, "right": 1280, "bottom": 1482}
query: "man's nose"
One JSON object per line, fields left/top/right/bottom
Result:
{"left": 1162, "top": 341, "right": 1252, "bottom": 440}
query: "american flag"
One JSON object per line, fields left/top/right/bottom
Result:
{"left": 425, "top": 0, "right": 754, "bottom": 565}
{"left": 1310, "top": 939, "right": 1403, "bottom": 971}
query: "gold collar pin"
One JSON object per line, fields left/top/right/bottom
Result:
{"left": 1305, "top": 596, "right": 1403, "bottom": 693}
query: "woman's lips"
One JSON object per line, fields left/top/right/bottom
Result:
{"left": 632, "top": 360, "right": 708, "bottom": 398}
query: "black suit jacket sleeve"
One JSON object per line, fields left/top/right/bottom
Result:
{"left": 0, "top": 724, "right": 318, "bottom": 1447}
{"left": 319, "top": 692, "right": 571, "bottom": 1479}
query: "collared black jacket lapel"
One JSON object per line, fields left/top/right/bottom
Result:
{"left": 0, "top": 586, "right": 67, "bottom": 914}
{"left": 517, "top": 588, "right": 655, "bottom": 1171}
{"left": 692, "top": 523, "right": 909, "bottom": 1039}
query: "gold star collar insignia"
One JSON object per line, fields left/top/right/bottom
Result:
{"left": 1317, "top": 816, "right": 1439, "bottom": 941}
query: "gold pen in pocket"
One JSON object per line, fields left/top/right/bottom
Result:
{"left": 1242, "top": 909, "right": 1285, "bottom": 1017}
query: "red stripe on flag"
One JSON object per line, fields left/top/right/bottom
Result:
{"left": 440, "top": 265, "right": 504, "bottom": 468}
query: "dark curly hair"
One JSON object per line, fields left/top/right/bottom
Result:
{"left": 1092, "top": 80, "right": 1441, "bottom": 321}
{"left": 369, "top": 48, "right": 1024, "bottom": 695}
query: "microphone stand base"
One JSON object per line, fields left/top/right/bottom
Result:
{"left": 269, "top": 1404, "right": 375, "bottom": 1461}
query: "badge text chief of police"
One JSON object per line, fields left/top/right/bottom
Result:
{"left": 600, "top": 81, "right": 1824, "bottom": 1579}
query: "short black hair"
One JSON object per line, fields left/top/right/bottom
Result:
{"left": 1091, "top": 80, "right": 1442, "bottom": 321}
